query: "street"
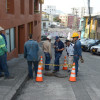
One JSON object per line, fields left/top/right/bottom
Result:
{"left": 16, "top": 40, "right": 100, "bottom": 100}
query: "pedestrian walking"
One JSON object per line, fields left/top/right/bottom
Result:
{"left": 72, "top": 32, "right": 84, "bottom": 76}
{"left": 0, "top": 33, "right": 11, "bottom": 79}
{"left": 53, "top": 36, "right": 64, "bottom": 73}
{"left": 24, "top": 34, "right": 39, "bottom": 79}
{"left": 43, "top": 35, "right": 52, "bottom": 71}
{"left": 65, "top": 40, "right": 74, "bottom": 72}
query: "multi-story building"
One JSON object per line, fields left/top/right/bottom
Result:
{"left": 43, "top": 5, "right": 56, "bottom": 15}
{"left": 59, "top": 14, "right": 67, "bottom": 27}
{"left": 0, "top": 0, "right": 44, "bottom": 60}
{"left": 67, "top": 14, "right": 80, "bottom": 29}
{"left": 41, "top": 12, "right": 49, "bottom": 35}
{"left": 72, "top": 7, "right": 93, "bottom": 17}
{"left": 67, "top": 14, "right": 75, "bottom": 29}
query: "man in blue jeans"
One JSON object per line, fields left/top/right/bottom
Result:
{"left": 24, "top": 34, "right": 39, "bottom": 79}
{"left": 72, "top": 32, "right": 84, "bottom": 76}
{"left": 53, "top": 36, "right": 64, "bottom": 73}
{"left": 43, "top": 35, "right": 52, "bottom": 71}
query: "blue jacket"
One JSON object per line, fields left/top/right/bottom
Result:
{"left": 24, "top": 40, "right": 39, "bottom": 61}
{"left": 74, "top": 40, "right": 82, "bottom": 56}
{"left": 54, "top": 40, "right": 64, "bottom": 54}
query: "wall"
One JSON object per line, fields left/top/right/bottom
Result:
{"left": 0, "top": 0, "right": 42, "bottom": 60}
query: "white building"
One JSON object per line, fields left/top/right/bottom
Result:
{"left": 43, "top": 5, "right": 56, "bottom": 15}
{"left": 71, "top": 7, "right": 93, "bottom": 17}
{"left": 41, "top": 12, "right": 49, "bottom": 35}
{"left": 59, "top": 14, "right": 68, "bottom": 27}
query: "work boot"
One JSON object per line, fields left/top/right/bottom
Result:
{"left": 0, "top": 74, "right": 4, "bottom": 78}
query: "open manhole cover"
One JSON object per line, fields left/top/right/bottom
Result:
{"left": 43, "top": 72, "right": 55, "bottom": 76}
{"left": 43, "top": 72, "right": 68, "bottom": 78}
{"left": 54, "top": 72, "right": 68, "bottom": 78}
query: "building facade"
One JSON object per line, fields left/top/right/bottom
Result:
{"left": 83, "top": 15, "right": 97, "bottom": 39}
{"left": 0, "top": 0, "right": 44, "bottom": 60}
{"left": 67, "top": 15, "right": 75, "bottom": 29}
{"left": 41, "top": 12, "right": 49, "bottom": 35}
{"left": 59, "top": 14, "right": 67, "bottom": 27}
{"left": 43, "top": 5, "right": 56, "bottom": 15}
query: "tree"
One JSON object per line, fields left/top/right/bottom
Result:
{"left": 53, "top": 17, "right": 61, "bottom": 22}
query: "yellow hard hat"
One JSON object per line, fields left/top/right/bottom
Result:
{"left": 72, "top": 32, "right": 79, "bottom": 38}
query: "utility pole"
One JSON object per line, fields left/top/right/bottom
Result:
{"left": 88, "top": 0, "right": 91, "bottom": 38}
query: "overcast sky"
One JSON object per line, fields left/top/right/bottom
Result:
{"left": 43, "top": 0, "right": 100, "bottom": 14}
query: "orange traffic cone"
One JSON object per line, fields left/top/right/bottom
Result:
{"left": 40, "top": 56, "right": 44, "bottom": 70}
{"left": 73, "top": 62, "right": 75, "bottom": 66}
{"left": 36, "top": 63, "right": 43, "bottom": 82}
{"left": 63, "top": 56, "right": 67, "bottom": 70}
{"left": 69, "top": 64, "right": 76, "bottom": 82}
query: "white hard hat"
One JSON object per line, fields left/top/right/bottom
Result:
{"left": 47, "top": 35, "right": 52, "bottom": 40}
{"left": 0, "top": 26, "right": 4, "bottom": 31}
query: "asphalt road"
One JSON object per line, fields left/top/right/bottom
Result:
{"left": 16, "top": 41, "right": 100, "bottom": 100}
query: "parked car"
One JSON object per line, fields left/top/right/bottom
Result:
{"left": 41, "top": 35, "right": 47, "bottom": 41}
{"left": 81, "top": 39, "right": 99, "bottom": 51}
{"left": 90, "top": 44, "right": 100, "bottom": 54}
{"left": 80, "top": 38, "right": 88, "bottom": 45}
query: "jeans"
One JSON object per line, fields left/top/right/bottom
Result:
{"left": 0, "top": 54, "right": 9, "bottom": 77}
{"left": 54, "top": 53, "right": 62, "bottom": 71}
{"left": 0, "top": 53, "right": 7, "bottom": 71}
{"left": 44, "top": 52, "right": 51, "bottom": 70}
{"left": 27, "top": 61, "right": 38, "bottom": 78}
{"left": 74, "top": 56, "right": 79, "bottom": 76}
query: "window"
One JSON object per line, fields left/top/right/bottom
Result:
{"left": 5, "top": 28, "right": 16, "bottom": 52}
{"left": 20, "top": 0, "right": 24, "bottom": 14}
{"left": 43, "top": 23, "right": 46, "bottom": 28}
{"left": 34, "top": 21, "right": 37, "bottom": 26}
{"left": 34, "top": 0, "right": 40, "bottom": 13}
{"left": 28, "top": 22, "right": 33, "bottom": 34}
{"left": 29, "top": 0, "right": 33, "bottom": 14}
{"left": 6, "top": 0, "right": 14, "bottom": 14}
{"left": 98, "top": 19, "right": 100, "bottom": 27}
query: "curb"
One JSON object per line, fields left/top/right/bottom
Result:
{"left": 4, "top": 71, "right": 28, "bottom": 100}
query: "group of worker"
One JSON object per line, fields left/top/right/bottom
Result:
{"left": 0, "top": 26, "right": 84, "bottom": 79}
{"left": 24, "top": 32, "right": 84, "bottom": 79}
{"left": 43, "top": 32, "right": 84, "bottom": 77}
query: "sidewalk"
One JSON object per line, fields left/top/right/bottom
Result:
{"left": 0, "top": 42, "right": 44, "bottom": 100}
{"left": 0, "top": 55, "right": 28, "bottom": 100}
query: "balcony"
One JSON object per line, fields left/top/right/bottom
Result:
{"left": 34, "top": 10, "right": 40, "bottom": 14}
{"left": 39, "top": 0, "right": 44, "bottom": 4}
{"left": 42, "top": 17, "right": 49, "bottom": 21}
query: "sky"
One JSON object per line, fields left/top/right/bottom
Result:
{"left": 43, "top": 0, "right": 100, "bottom": 14}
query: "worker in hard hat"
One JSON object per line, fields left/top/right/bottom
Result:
{"left": 43, "top": 35, "right": 52, "bottom": 71}
{"left": 72, "top": 32, "right": 84, "bottom": 76}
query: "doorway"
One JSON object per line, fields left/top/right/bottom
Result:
{"left": 18, "top": 25, "right": 25, "bottom": 54}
